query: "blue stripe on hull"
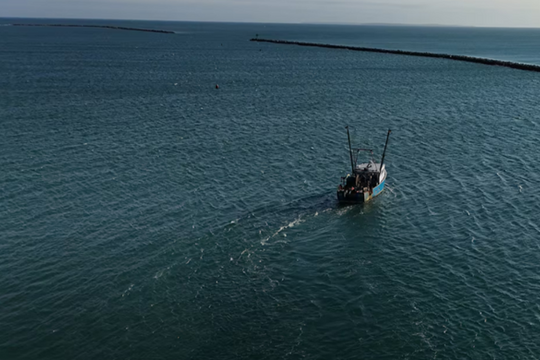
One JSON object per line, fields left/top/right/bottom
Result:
{"left": 372, "top": 179, "right": 386, "bottom": 197}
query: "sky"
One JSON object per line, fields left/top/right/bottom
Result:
{"left": 3, "top": 0, "right": 540, "bottom": 28}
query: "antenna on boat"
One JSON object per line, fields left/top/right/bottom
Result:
{"left": 379, "top": 129, "right": 391, "bottom": 173}
{"left": 346, "top": 125, "right": 355, "bottom": 173}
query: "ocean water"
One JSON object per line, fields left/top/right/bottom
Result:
{"left": 1, "top": 19, "right": 540, "bottom": 359}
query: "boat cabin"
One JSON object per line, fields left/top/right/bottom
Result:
{"left": 337, "top": 128, "right": 391, "bottom": 203}
{"left": 342, "top": 161, "right": 386, "bottom": 191}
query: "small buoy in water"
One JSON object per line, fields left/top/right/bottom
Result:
{"left": 215, "top": 84, "right": 219, "bottom": 89}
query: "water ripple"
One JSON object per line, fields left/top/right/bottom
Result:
{"left": 2, "top": 21, "right": 540, "bottom": 359}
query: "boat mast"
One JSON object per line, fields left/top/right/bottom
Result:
{"left": 346, "top": 126, "right": 355, "bottom": 173}
{"left": 379, "top": 129, "right": 392, "bottom": 174}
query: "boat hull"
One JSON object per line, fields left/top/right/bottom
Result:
{"left": 337, "top": 179, "right": 385, "bottom": 204}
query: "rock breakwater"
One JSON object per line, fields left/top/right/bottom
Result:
{"left": 12, "top": 23, "right": 175, "bottom": 34}
{"left": 251, "top": 38, "right": 540, "bottom": 73}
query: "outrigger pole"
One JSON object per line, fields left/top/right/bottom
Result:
{"left": 346, "top": 126, "right": 355, "bottom": 173}
{"left": 379, "top": 129, "right": 392, "bottom": 174}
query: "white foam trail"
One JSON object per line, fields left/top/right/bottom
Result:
{"left": 336, "top": 206, "right": 352, "bottom": 216}
{"left": 261, "top": 216, "right": 304, "bottom": 245}
{"left": 121, "top": 284, "right": 134, "bottom": 297}
{"left": 154, "top": 270, "right": 163, "bottom": 279}
{"left": 153, "top": 266, "right": 171, "bottom": 280}
{"left": 235, "top": 249, "right": 252, "bottom": 263}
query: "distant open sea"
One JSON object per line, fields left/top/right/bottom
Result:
{"left": 1, "top": 18, "right": 540, "bottom": 359}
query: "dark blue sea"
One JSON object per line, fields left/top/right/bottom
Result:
{"left": 1, "top": 19, "right": 540, "bottom": 359}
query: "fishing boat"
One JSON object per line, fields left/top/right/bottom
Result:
{"left": 337, "top": 127, "right": 391, "bottom": 204}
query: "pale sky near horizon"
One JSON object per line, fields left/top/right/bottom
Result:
{"left": 3, "top": 0, "right": 540, "bottom": 28}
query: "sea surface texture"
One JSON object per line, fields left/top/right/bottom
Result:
{"left": 1, "top": 20, "right": 540, "bottom": 359}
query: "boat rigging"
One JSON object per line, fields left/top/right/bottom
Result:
{"left": 337, "top": 127, "right": 391, "bottom": 203}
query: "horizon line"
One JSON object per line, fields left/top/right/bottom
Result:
{"left": 2, "top": 16, "right": 540, "bottom": 30}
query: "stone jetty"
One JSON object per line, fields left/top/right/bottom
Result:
{"left": 12, "top": 23, "right": 174, "bottom": 34}
{"left": 251, "top": 38, "right": 540, "bottom": 73}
